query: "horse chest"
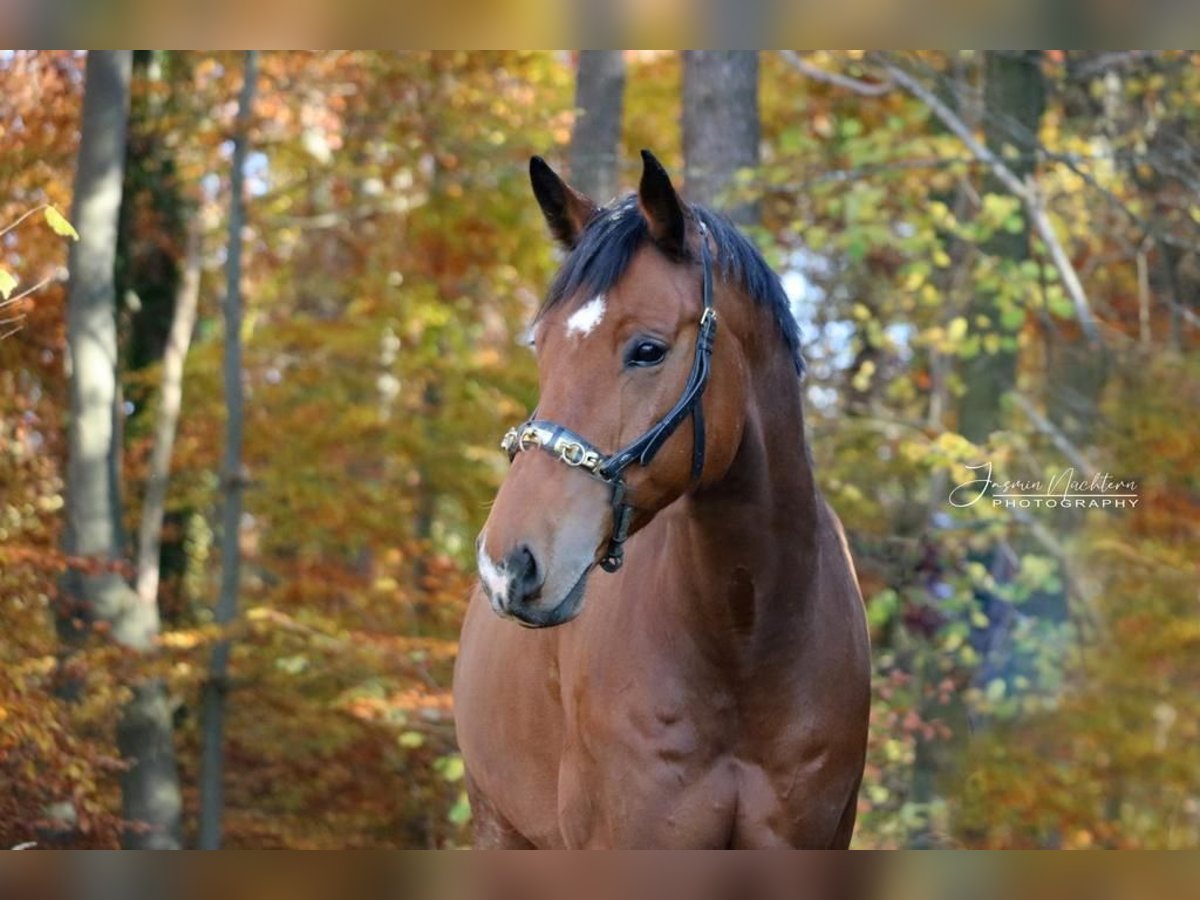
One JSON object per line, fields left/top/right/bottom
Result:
{"left": 558, "top": 724, "right": 851, "bottom": 848}
{"left": 556, "top": 671, "right": 820, "bottom": 848}
{"left": 557, "top": 717, "right": 740, "bottom": 848}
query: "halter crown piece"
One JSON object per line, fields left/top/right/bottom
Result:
{"left": 501, "top": 221, "right": 718, "bottom": 573}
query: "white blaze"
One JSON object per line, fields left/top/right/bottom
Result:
{"left": 566, "top": 295, "right": 606, "bottom": 339}
{"left": 477, "top": 532, "right": 510, "bottom": 607}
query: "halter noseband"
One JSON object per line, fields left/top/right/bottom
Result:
{"left": 500, "top": 223, "right": 718, "bottom": 573}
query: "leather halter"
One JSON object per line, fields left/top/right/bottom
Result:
{"left": 501, "top": 223, "right": 718, "bottom": 573}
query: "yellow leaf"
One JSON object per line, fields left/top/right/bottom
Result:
{"left": 43, "top": 206, "right": 79, "bottom": 241}
{"left": 0, "top": 268, "right": 16, "bottom": 300}
{"left": 946, "top": 316, "right": 968, "bottom": 344}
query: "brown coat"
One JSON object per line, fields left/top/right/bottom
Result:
{"left": 453, "top": 155, "right": 870, "bottom": 848}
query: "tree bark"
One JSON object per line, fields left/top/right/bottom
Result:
{"left": 121, "top": 52, "right": 197, "bottom": 628}
{"left": 682, "top": 51, "right": 760, "bottom": 224}
{"left": 136, "top": 225, "right": 201, "bottom": 609}
{"left": 60, "top": 50, "right": 183, "bottom": 851}
{"left": 957, "top": 51, "right": 1045, "bottom": 443}
{"left": 199, "top": 50, "right": 257, "bottom": 851}
{"left": 569, "top": 51, "right": 625, "bottom": 203}
{"left": 61, "top": 51, "right": 139, "bottom": 648}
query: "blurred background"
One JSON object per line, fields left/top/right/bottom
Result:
{"left": 0, "top": 50, "right": 1196, "bottom": 849}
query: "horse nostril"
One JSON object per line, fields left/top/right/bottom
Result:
{"left": 506, "top": 543, "right": 543, "bottom": 607}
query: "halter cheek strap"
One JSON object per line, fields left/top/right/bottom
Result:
{"left": 500, "top": 223, "right": 718, "bottom": 573}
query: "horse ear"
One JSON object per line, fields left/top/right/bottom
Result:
{"left": 637, "top": 149, "right": 687, "bottom": 257}
{"left": 530, "top": 156, "right": 597, "bottom": 250}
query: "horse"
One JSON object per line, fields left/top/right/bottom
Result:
{"left": 452, "top": 150, "right": 870, "bottom": 848}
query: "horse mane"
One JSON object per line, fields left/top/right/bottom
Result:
{"left": 538, "top": 195, "right": 806, "bottom": 376}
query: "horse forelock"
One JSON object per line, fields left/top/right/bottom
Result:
{"left": 536, "top": 194, "right": 806, "bottom": 376}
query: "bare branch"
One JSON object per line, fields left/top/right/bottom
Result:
{"left": 1042, "top": 149, "right": 1200, "bottom": 255}
{"left": 0, "top": 275, "right": 54, "bottom": 311}
{"left": 1010, "top": 391, "right": 1095, "bottom": 476}
{"left": 1136, "top": 243, "right": 1152, "bottom": 347}
{"left": 1071, "top": 51, "right": 1158, "bottom": 81}
{"left": 873, "top": 53, "right": 1102, "bottom": 347}
{"left": 779, "top": 51, "right": 892, "bottom": 97}
{"left": 1022, "top": 183, "right": 1102, "bottom": 346}
{"left": 0, "top": 204, "right": 49, "bottom": 239}
{"left": 0, "top": 317, "right": 26, "bottom": 340}
{"left": 1173, "top": 300, "right": 1200, "bottom": 329}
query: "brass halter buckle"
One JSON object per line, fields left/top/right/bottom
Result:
{"left": 501, "top": 426, "right": 603, "bottom": 474}
{"left": 518, "top": 427, "right": 542, "bottom": 452}
{"left": 501, "top": 425, "right": 545, "bottom": 457}
{"left": 557, "top": 440, "right": 586, "bottom": 465}
{"left": 555, "top": 439, "right": 602, "bottom": 471}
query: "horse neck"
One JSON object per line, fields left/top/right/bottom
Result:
{"left": 665, "top": 333, "right": 821, "bottom": 650}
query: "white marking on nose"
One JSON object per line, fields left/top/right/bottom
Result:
{"left": 477, "top": 532, "right": 510, "bottom": 609}
{"left": 566, "top": 295, "right": 606, "bottom": 339}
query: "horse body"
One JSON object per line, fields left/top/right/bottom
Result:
{"left": 453, "top": 153, "right": 870, "bottom": 849}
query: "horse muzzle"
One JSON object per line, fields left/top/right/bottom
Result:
{"left": 476, "top": 535, "right": 593, "bottom": 628}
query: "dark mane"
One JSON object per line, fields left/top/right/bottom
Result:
{"left": 539, "top": 195, "right": 805, "bottom": 375}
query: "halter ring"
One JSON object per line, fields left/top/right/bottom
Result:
{"left": 558, "top": 441, "right": 585, "bottom": 465}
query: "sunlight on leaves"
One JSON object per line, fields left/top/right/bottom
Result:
{"left": 43, "top": 205, "right": 79, "bottom": 241}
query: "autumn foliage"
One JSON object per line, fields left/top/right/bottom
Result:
{"left": 2, "top": 51, "right": 1198, "bottom": 848}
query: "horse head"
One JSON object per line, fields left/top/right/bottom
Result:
{"left": 477, "top": 151, "right": 764, "bottom": 627}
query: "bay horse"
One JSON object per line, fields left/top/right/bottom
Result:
{"left": 453, "top": 151, "right": 870, "bottom": 848}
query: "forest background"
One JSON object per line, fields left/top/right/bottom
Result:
{"left": 1, "top": 50, "right": 1197, "bottom": 849}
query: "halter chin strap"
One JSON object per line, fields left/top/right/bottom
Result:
{"left": 500, "top": 222, "right": 718, "bottom": 573}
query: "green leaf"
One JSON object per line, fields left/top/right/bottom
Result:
{"left": 1045, "top": 287, "right": 1074, "bottom": 318}
{"left": 1000, "top": 305, "right": 1026, "bottom": 331}
{"left": 436, "top": 754, "right": 465, "bottom": 783}
{"left": 839, "top": 118, "right": 864, "bottom": 139}
{"left": 448, "top": 791, "right": 472, "bottom": 826}
{"left": 43, "top": 206, "right": 79, "bottom": 241}
{"left": 867, "top": 589, "right": 899, "bottom": 630}
{"left": 0, "top": 268, "right": 16, "bottom": 300}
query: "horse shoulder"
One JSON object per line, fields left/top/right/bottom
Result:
{"left": 453, "top": 588, "right": 566, "bottom": 847}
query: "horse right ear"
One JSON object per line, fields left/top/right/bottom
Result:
{"left": 637, "top": 149, "right": 688, "bottom": 258}
{"left": 530, "top": 157, "right": 597, "bottom": 250}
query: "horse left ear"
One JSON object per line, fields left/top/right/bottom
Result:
{"left": 638, "top": 149, "right": 688, "bottom": 258}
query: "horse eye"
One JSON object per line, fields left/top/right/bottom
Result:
{"left": 625, "top": 339, "right": 668, "bottom": 368}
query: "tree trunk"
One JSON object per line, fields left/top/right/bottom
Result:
{"left": 957, "top": 51, "right": 1045, "bottom": 443}
{"left": 60, "top": 50, "right": 182, "bottom": 850}
{"left": 61, "top": 51, "right": 140, "bottom": 648}
{"left": 121, "top": 51, "right": 189, "bottom": 377}
{"left": 199, "top": 50, "right": 257, "bottom": 851}
{"left": 682, "top": 51, "right": 760, "bottom": 224}
{"left": 136, "top": 225, "right": 201, "bottom": 608}
{"left": 121, "top": 52, "right": 197, "bottom": 628}
{"left": 569, "top": 51, "right": 625, "bottom": 203}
